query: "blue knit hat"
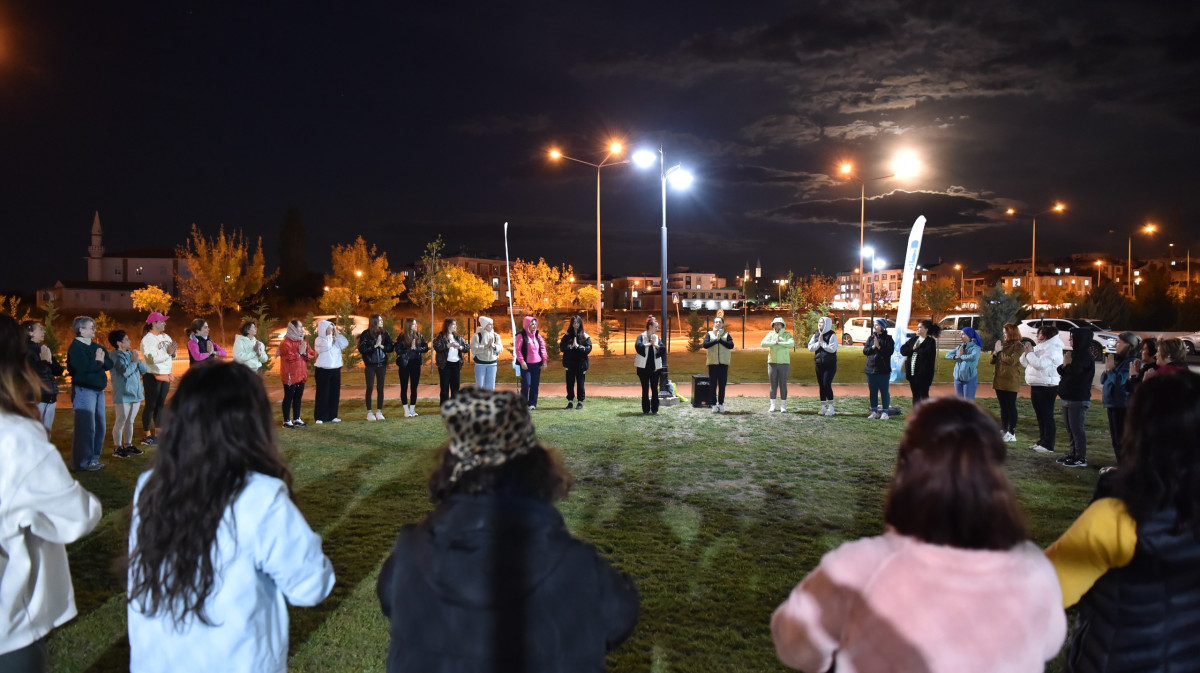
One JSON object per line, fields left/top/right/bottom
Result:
{"left": 874, "top": 318, "right": 889, "bottom": 331}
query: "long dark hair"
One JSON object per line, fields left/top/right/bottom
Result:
{"left": 399, "top": 318, "right": 420, "bottom": 348}
{"left": 566, "top": 315, "right": 585, "bottom": 338}
{"left": 884, "top": 398, "right": 1028, "bottom": 550}
{"left": 1117, "top": 371, "right": 1200, "bottom": 539}
{"left": 438, "top": 317, "right": 457, "bottom": 339}
{"left": 0, "top": 314, "right": 40, "bottom": 421}
{"left": 128, "top": 362, "right": 292, "bottom": 626}
{"left": 368, "top": 313, "right": 383, "bottom": 337}
{"left": 917, "top": 319, "right": 942, "bottom": 337}
{"left": 427, "top": 444, "right": 572, "bottom": 504}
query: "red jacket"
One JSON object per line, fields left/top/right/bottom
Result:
{"left": 278, "top": 338, "right": 314, "bottom": 385}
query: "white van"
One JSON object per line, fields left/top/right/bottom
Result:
{"left": 937, "top": 313, "right": 980, "bottom": 347}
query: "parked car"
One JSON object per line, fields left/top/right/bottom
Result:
{"left": 936, "top": 313, "right": 981, "bottom": 347}
{"left": 1180, "top": 331, "right": 1200, "bottom": 356}
{"left": 267, "top": 314, "right": 370, "bottom": 350}
{"left": 842, "top": 317, "right": 916, "bottom": 345}
{"left": 1016, "top": 318, "right": 1119, "bottom": 360}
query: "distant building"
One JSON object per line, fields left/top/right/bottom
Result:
{"left": 833, "top": 265, "right": 944, "bottom": 310}
{"left": 39, "top": 212, "right": 190, "bottom": 311}
{"left": 612, "top": 269, "right": 740, "bottom": 311}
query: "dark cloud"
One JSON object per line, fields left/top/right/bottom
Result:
{"left": 754, "top": 189, "right": 1003, "bottom": 233}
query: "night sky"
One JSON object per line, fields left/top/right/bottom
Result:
{"left": 2, "top": 1, "right": 1198, "bottom": 293}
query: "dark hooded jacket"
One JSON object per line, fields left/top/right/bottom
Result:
{"left": 27, "top": 339, "right": 63, "bottom": 404}
{"left": 559, "top": 329, "right": 592, "bottom": 372}
{"left": 1057, "top": 327, "right": 1097, "bottom": 402}
{"left": 862, "top": 332, "right": 894, "bottom": 375}
{"left": 377, "top": 492, "right": 640, "bottom": 673}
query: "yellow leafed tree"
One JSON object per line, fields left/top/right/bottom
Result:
{"left": 576, "top": 285, "right": 601, "bottom": 323}
{"left": 176, "top": 224, "right": 268, "bottom": 340}
{"left": 130, "top": 285, "right": 173, "bottom": 314}
{"left": 510, "top": 258, "right": 576, "bottom": 317}
{"left": 322, "top": 236, "right": 406, "bottom": 314}
{"left": 437, "top": 265, "right": 495, "bottom": 316}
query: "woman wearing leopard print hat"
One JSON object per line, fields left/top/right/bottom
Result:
{"left": 377, "top": 388, "right": 640, "bottom": 672}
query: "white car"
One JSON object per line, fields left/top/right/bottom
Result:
{"left": 1016, "top": 318, "right": 1119, "bottom": 360}
{"left": 1181, "top": 332, "right": 1200, "bottom": 356}
{"left": 841, "top": 317, "right": 916, "bottom": 345}
{"left": 267, "top": 314, "right": 371, "bottom": 350}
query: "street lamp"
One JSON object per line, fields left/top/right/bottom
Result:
{"left": 1006, "top": 202, "right": 1066, "bottom": 300}
{"left": 549, "top": 141, "right": 628, "bottom": 324}
{"left": 862, "top": 246, "right": 885, "bottom": 325}
{"left": 841, "top": 153, "right": 920, "bottom": 316}
{"left": 1094, "top": 260, "right": 1103, "bottom": 289}
{"left": 774, "top": 278, "right": 788, "bottom": 304}
{"left": 953, "top": 264, "right": 964, "bottom": 300}
{"left": 1128, "top": 223, "right": 1156, "bottom": 297}
{"left": 634, "top": 147, "right": 693, "bottom": 398}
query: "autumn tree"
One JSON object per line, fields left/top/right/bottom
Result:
{"left": 176, "top": 224, "right": 269, "bottom": 340}
{"left": 408, "top": 237, "right": 445, "bottom": 340}
{"left": 322, "top": 236, "right": 406, "bottom": 314}
{"left": 577, "top": 285, "right": 601, "bottom": 325}
{"left": 783, "top": 272, "right": 837, "bottom": 338}
{"left": 0, "top": 296, "right": 30, "bottom": 323}
{"left": 510, "top": 257, "right": 576, "bottom": 317}
{"left": 436, "top": 264, "right": 495, "bottom": 317}
{"left": 915, "top": 276, "right": 958, "bottom": 323}
{"left": 131, "top": 285, "right": 173, "bottom": 314}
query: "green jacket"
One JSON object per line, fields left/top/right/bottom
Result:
{"left": 761, "top": 329, "right": 795, "bottom": 364}
{"left": 992, "top": 340, "right": 1026, "bottom": 393}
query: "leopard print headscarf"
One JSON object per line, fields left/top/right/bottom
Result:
{"left": 441, "top": 388, "right": 537, "bottom": 483}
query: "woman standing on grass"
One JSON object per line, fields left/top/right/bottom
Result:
{"left": 140, "top": 312, "right": 175, "bottom": 447}
{"left": 67, "top": 316, "right": 111, "bottom": 471}
{"left": 1021, "top": 324, "right": 1063, "bottom": 455}
{"left": 514, "top": 315, "right": 548, "bottom": 410}
{"left": 186, "top": 319, "right": 226, "bottom": 365}
{"left": 24, "top": 320, "right": 62, "bottom": 432}
{"left": 278, "top": 320, "right": 313, "bottom": 429}
{"left": 807, "top": 316, "right": 838, "bottom": 416}
{"left": 396, "top": 319, "right": 429, "bottom": 418}
{"left": 762, "top": 317, "right": 795, "bottom": 413}
{"left": 0, "top": 313, "right": 102, "bottom": 673}
{"left": 358, "top": 314, "right": 394, "bottom": 421}
{"left": 233, "top": 321, "right": 269, "bottom": 375}
{"left": 703, "top": 316, "right": 735, "bottom": 413}
{"left": 862, "top": 318, "right": 894, "bottom": 420}
{"left": 1055, "top": 327, "right": 1097, "bottom": 469}
{"left": 991, "top": 323, "right": 1025, "bottom": 443}
{"left": 772, "top": 397, "right": 1066, "bottom": 672}
{"left": 107, "top": 330, "right": 147, "bottom": 459}
{"left": 376, "top": 388, "right": 640, "bottom": 672}
{"left": 127, "top": 363, "right": 335, "bottom": 673}
{"left": 313, "top": 319, "right": 348, "bottom": 424}
{"left": 1100, "top": 332, "right": 1140, "bottom": 463}
{"left": 470, "top": 316, "right": 502, "bottom": 391}
{"left": 560, "top": 315, "right": 592, "bottom": 410}
{"left": 1045, "top": 371, "right": 1200, "bottom": 672}
{"left": 946, "top": 326, "right": 982, "bottom": 400}
{"left": 634, "top": 316, "right": 664, "bottom": 415}
{"left": 433, "top": 318, "right": 469, "bottom": 404}
{"left": 900, "top": 320, "right": 940, "bottom": 406}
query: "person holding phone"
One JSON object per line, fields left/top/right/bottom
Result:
{"left": 635, "top": 316, "right": 664, "bottom": 415}
{"left": 703, "top": 316, "right": 736, "bottom": 413}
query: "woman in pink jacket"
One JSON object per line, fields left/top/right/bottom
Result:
{"left": 513, "top": 315, "right": 548, "bottom": 410}
{"left": 772, "top": 397, "right": 1066, "bottom": 672}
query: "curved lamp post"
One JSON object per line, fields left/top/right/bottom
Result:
{"left": 1006, "top": 202, "right": 1065, "bottom": 299}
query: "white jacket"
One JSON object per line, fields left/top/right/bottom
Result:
{"left": 127, "top": 471, "right": 335, "bottom": 673}
{"left": 314, "top": 320, "right": 349, "bottom": 369}
{"left": 1, "top": 413, "right": 102, "bottom": 655}
{"left": 140, "top": 331, "right": 177, "bottom": 376}
{"left": 232, "top": 334, "right": 268, "bottom": 371}
{"left": 1021, "top": 337, "right": 1064, "bottom": 387}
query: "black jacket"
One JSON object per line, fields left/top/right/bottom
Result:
{"left": 1069, "top": 505, "right": 1200, "bottom": 673}
{"left": 27, "top": 339, "right": 63, "bottom": 404}
{"left": 357, "top": 329, "right": 395, "bottom": 367}
{"left": 899, "top": 335, "right": 937, "bottom": 384}
{"left": 396, "top": 333, "right": 429, "bottom": 368}
{"left": 1057, "top": 328, "right": 1097, "bottom": 402}
{"left": 862, "top": 333, "right": 895, "bottom": 375}
{"left": 66, "top": 339, "right": 110, "bottom": 391}
{"left": 377, "top": 492, "right": 640, "bottom": 673}
{"left": 433, "top": 333, "right": 469, "bottom": 370}
{"left": 559, "top": 331, "right": 592, "bottom": 372}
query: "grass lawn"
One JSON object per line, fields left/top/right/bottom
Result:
{"left": 46, "top": 389, "right": 1102, "bottom": 672}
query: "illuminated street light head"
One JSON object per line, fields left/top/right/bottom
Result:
{"left": 609, "top": 142, "right": 623, "bottom": 155}
{"left": 1054, "top": 203, "right": 1065, "bottom": 212}
{"left": 891, "top": 150, "right": 921, "bottom": 179}
{"left": 1144, "top": 223, "right": 1157, "bottom": 234}
{"left": 632, "top": 149, "right": 657, "bottom": 168}
{"left": 954, "top": 264, "right": 961, "bottom": 270}
{"left": 875, "top": 258, "right": 887, "bottom": 270}
{"left": 840, "top": 162, "right": 853, "bottom": 175}
{"left": 1006, "top": 208, "right": 1016, "bottom": 215}
{"left": 355, "top": 270, "right": 363, "bottom": 277}
{"left": 549, "top": 149, "right": 562, "bottom": 160}
{"left": 861, "top": 246, "right": 874, "bottom": 258}
{"left": 667, "top": 167, "right": 694, "bottom": 190}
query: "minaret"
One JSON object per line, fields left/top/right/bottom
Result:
{"left": 87, "top": 211, "right": 104, "bottom": 281}
{"left": 755, "top": 258, "right": 762, "bottom": 280}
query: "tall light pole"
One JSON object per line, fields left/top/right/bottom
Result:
{"left": 774, "top": 278, "right": 788, "bottom": 304}
{"left": 840, "top": 151, "right": 920, "bottom": 316}
{"left": 549, "top": 142, "right": 628, "bottom": 325}
{"left": 1094, "top": 260, "right": 1103, "bottom": 290}
{"left": 1006, "top": 202, "right": 1066, "bottom": 300}
{"left": 1128, "top": 223, "right": 1156, "bottom": 297}
{"left": 861, "top": 247, "right": 885, "bottom": 325}
{"left": 634, "top": 147, "right": 693, "bottom": 398}
{"left": 954, "top": 263, "right": 964, "bottom": 300}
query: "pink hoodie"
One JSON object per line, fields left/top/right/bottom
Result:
{"left": 514, "top": 316, "right": 546, "bottom": 366}
{"left": 771, "top": 530, "right": 1066, "bottom": 672}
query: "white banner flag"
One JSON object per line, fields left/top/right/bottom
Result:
{"left": 890, "top": 216, "right": 926, "bottom": 383}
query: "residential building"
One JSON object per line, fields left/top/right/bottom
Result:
{"left": 833, "top": 265, "right": 944, "bottom": 310}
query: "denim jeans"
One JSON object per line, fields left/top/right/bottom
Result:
{"left": 474, "top": 363, "right": 497, "bottom": 390}
{"left": 1061, "top": 399, "right": 1090, "bottom": 461}
{"left": 520, "top": 362, "right": 543, "bottom": 407}
{"left": 866, "top": 372, "right": 891, "bottom": 411}
{"left": 72, "top": 386, "right": 106, "bottom": 469}
{"left": 954, "top": 377, "right": 978, "bottom": 400}
{"left": 36, "top": 401, "right": 56, "bottom": 432}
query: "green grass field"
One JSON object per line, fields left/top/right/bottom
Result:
{"left": 46, "top": 384, "right": 1100, "bottom": 672}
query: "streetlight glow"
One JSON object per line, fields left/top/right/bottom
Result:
{"left": 549, "top": 149, "right": 562, "bottom": 159}
{"left": 840, "top": 162, "right": 853, "bottom": 175}
{"left": 1144, "top": 223, "right": 1157, "bottom": 234}
{"left": 861, "top": 246, "right": 874, "bottom": 258}
{"left": 632, "top": 149, "right": 656, "bottom": 168}
{"left": 609, "top": 142, "right": 623, "bottom": 155}
{"left": 666, "top": 167, "right": 694, "bottom": 190}
{"left": 891, "top": 150, "right": 921, "bottom": 179}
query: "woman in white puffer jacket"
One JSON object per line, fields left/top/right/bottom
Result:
{"left": 1020, "top": 324, "right": 1064, "bottom": 454}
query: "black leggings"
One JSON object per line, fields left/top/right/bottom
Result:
{"left": 1107, "top": 407, "right": 1127, "bottom": 463}
{"left": 282, "top": 382, "right": 304, "bottom": 421}
{"left": 365, "top": 364, "right": 386, "bottom": 410}
{"left": 1030, "top": 385, "right": 1059, "bottom": 451}
{"left": 314, "top": 367, "right": 341, "bottom": 422}
{"left": 142, "top": 374, "right": 170, "bottom": 433}
{"left": 566, "top": 368, "right": 586, "bottom": 402}
{"left": 996, "top": 389, "right": 1019, "bottom": 434}
{"left": 399, "top": 360, "right": 421, "bottom": 405}
{"left": 815, "top": 361, "right": 837, "bottom": 401}
{"left": 908, "top": 376, "right": 932, "bottom": 405}
{"left": 638, "top": 367, "right": 660, "bottom": 413}
{"left": 708, "top": 364, "right": 729, "bottom": 404}
{"left": 439, "top": 362, "right": 462, "bottom": 403}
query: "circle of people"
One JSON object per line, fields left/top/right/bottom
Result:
{"left": 3, "top": 309, "right": 1198, "bottom": 672}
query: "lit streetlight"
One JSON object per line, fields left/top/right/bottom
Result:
{"left": 548, "top": 141, "right": 628, "bottom": 323}
{"left": 954, "top": 263, "right": 964, "bottom": 299}
{"left": 633, "top": 147, "right": 693, "bottom": 399}
{"left": 1006, "top": 202, "right": 1066, "bottom": 299}
{"left": 841, "top": 152, "right": 920, "bottom": 315}
{"left": 1128, "top": 223, "right": 1157, "bottom": 297}
{"left": 1094, "top": 259, "right": 1103, "bottom": 289}
{"left": 774, "top": 278, "right": 788, "bottom": 304}
{"left": 861, "top": 246, "right": 885, "bottom": 325}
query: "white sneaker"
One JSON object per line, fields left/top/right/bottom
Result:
{"left": 376, "top": 411, "right": 385, "bottom": 420}
{"left": 768, "top": 400, "right": 776, "bottom": 413}
{"left": 367, "top": 411, "right": 377, "bottom": 421}
{"left": 1001, "top": 431, "right": 1014, "bottom": 442}
{"left": 1031, "top": 444, "right": 1053, "bottom": 453}
{"left": 315, "top": 420, "right": 324, "bottom": 425}
{"left": 867, "top": 411, "right": 879, "bottom": 420}
{"left": 879, "top": 412, "right": 889, "bottom": 420}
{"left": 780, "top": 401, "right": 787, "bottom": 413}
{"left": 332, "top": 418, "right": 342, "bottom": 423}
{"left": 712, "top": 404, "right": 720, "bottom": 413}
{"left": 411, "top": 406, "right": 419, "bottom": 417}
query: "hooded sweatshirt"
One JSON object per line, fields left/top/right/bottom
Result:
{"left": 471, "top": 317, "right": 503, "bottom": 364}
{"left": 807, "top": 317, "right": 838, "bottom": 367}
{"left": 514, "top": 316, "right": 546, "bottom": 366}
{"left": 314, "top": 320, "right": 349, "bottom": 369}
{"left": 1021, "top": 336, "right": 1064, "bottom": 387}
{"left": 1057, "top": 327, "right": 1097, "bottom": 401}
{"left": 762, "top": 323, "right": 796, "bottom": 365}
{"left": 376, "top": 491, "right": 640, "bottom": 673}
